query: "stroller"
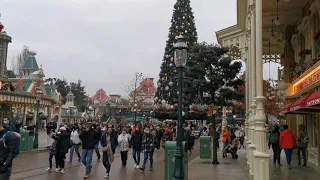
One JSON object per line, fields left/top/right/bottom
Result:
{"left": 223, "top": 138, "right": 239, "bottom": 159}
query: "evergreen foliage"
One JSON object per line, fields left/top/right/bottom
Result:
{"left": 155, "top": 0, "right": 198, "bottom": 106}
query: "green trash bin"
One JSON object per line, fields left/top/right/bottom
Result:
{"left": 27, "top": 131, "right": 34, "bottom": 150}
{"left": 164, "top": 141, "right": 188, "bottom": 180}
{"left": 19, "top": 131, "right": 28, "bottom": 151}
{"left": 200, "top": 136, "right": 211, "bottom": 159}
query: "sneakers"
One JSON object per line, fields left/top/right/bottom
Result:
{"left": 149, "top": 166, "right": 153, "bottom": 171}
{"left": 139, "top": 165, "right": 145, "bottom": 172}
{"left": 84, "top": 173, "right": 89, "bottom": 179}
{"left": 60, "top": 169, "right": 65, "bottom": 174}
{"left": 68, "top": 161, "right": 72, "bottom": 164}
{"left": 55, "top": 168, "right": 61, "bottom": 172}
{"left": 136, "top": 165, "right": 140, "bottom": 169}
{"left": 104, "top": 173, "right": 109, "bottom": 178}
{"left": 46, "top": 167, "right": 52, "bottom": 171}
{"left": 134, "top": 164, "right": 137, "bottom": 168}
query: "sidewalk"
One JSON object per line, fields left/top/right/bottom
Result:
{"left": 188, "top": 148, "right": 320, "bottom": 180}
{"left": 188, "top": 149, "right": 249, "bottom": 180}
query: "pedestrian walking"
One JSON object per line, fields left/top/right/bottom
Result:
{"left": 79, "top": 122, "right": 97, "bottom": 178}
{"left": 46, "top": 119, "right": 57, "bottom": 148}
{"left": 0, "top": 119, "right": 19, "bottom": 180}
{"left": 51, "top": 126, "right": 71, "bottom": 174}
{"left": 155, "top": 126, "right": 163, "bottom": 150}
{"left": 68, "top": 124, "right": 81, "bottom": 163}
{"left": 296, "top": 124, "right": 308, "bottom": 167}
{"left": 101, "top": 127, "right": 115, "bottom": 178}
{"left": 280, "top": 125, "right": 296, "bottom": 169}
{"left": 268, "top": 125, "right": 282, "bottom": 166}
{"left": 221, "top": 126, "right": 231, "bottom": 150}
{"left": 117, "top": 128, "right": 131, "bottom": 167}
{"left": 46, "top": 139, "right": 58, "bottom": 171}
{"left": 131, "top": 126, "right": 142, "bottom": 169}
{"left": 92, "top": 121, "right": 101, "bottom": 160}
{"left": 140, "top": 126, "right": 156, "bottom": 172}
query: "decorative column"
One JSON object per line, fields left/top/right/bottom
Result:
{"left": 248, "top": 6, "right": 257, "bottom": 179}
{"left": 254, "top": 0, "right": 270, "bottom": 179}
{"left": 222, "top": 106, "right": 227, "bottom": 127}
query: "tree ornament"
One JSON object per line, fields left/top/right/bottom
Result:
{"left": 161, "top": 99, "right": 166, "bottom": 104}
{"left": 157, "top": 82, "right": 161, "bottom": 86}
{"left": 175, "top": 35, "right": 179, "bottom": 40}
{"left": 170, "top": 57, "right": 174, "bottom": 62}
{"left": 169, "top": 63, "right": 173, "bottom": 67}
{"left": 165, "top": 86, "right": 169, "bottom": 90}
{"left": 169, "top": 81, "right": 174, "bottom": 86}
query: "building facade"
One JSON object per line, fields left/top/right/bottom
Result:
{"left": 216, "top": 0, "right": 320, "bottom": 178}
{"left": 0, "top": 21, "right": 58, "bottom": 125}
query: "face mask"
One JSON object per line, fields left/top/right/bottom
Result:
{"left": 122, "top": 131, "right": 126, "bottom": 134}
{"left": 136, "top": 128, "right": 139, "bottom": 131}
{"left": 145, "top": 130, "right": 150, "bottom": 134}
{"left": 3, "top": 120, "right": 8, "bottom": 124}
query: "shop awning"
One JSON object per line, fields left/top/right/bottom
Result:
{"left": 303, "top": 90, "right": 320, "bottom": 109}
{"left": 279, "top": 102, "right": 293, "bottom": 114}
{"left": 289, "top": 94, "right": 311, "bottom": 112}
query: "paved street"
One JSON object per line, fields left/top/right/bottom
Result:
{"left": 12, "top": 140, "right": 200, "bottom": 180}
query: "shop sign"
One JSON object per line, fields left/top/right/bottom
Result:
{"left": 293, "top": 68, "right": 320, "bottom": 94}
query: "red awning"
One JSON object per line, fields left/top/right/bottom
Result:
{"left": 289, "top": 94, "right": 311, "bottom": 112}
{"left": 304, "top": 90, "right": 320, "bottom": 108}
{"left": 279, "top": 102, "right": 293, "bottom": 114}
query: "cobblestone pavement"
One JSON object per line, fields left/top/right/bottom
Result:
{"left": 11, "top": 141, "right": 200, "bottom": 180}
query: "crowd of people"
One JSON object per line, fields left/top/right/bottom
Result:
{"left": 43, "top": 119, "right": 197, "bottom": 179}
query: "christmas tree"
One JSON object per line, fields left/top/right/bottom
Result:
{"left": 155, "top": 0, "right": 198, "bottom": 106}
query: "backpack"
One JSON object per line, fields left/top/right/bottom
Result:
{"left": 269, "top": 132, "right": 279, "bottom": 144}
{"left": 0, "top": 131, "right": 21, "bottom": 156}
{"left": 300, "top": 132, "right": 309, "bottom": 144}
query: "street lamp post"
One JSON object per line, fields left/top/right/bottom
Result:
{"left": 33, "top": 87, "right": 43, "bottom": 149}
{"left": 172, "top": 35, "right": 188, "bottom": 180}
{"left": 133, "top": 103, "right": 138, "bottom": 123}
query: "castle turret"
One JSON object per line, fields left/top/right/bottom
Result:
{"left": 0, "top": 21, "right": 12, "bottom": 81}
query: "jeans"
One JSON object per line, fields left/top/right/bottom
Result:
{"left": 94, "top": 143, "right": 101, "bottom": 158}
{"left": 132, "top": 149, "right": 141, "bottom": 165}
{"left": 102, "top": 152, "right": 111, "bottom": 173}
{"left": 143, "top": 151, "right": 154, "bottom": 166}
{"left": 223, "top": 142, "right": 229, "bottom": 150}
{"left": 271, "top": 144, "right": 281, "bottom": 164}
{"left": 69, "top": 144, "right": 81, "bottom": 162}
{"left": 0, "top": 168, "right": 11, "bottom": 180}
{"left": 49, "top": 153, "right": 58, "bottom": 169}
{"left": 297, "top": 148, "right": 307, "bottom": 165}
{"left": 284, "top": 149, "right": 293, "bottom": 165}
{"left": 120, "top": 151, "right": 128, "bottom": 166}
{"left": 81, "top": 149, "right": 93, "bottom": 173}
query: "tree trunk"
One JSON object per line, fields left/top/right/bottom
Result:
{"left": 211, "top": 114, "right": 219, "bottom": 164}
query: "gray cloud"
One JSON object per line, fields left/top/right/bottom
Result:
{"left": 1, "top": 0, "right": 237, "bottom": 96}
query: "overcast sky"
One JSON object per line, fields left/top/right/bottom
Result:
{"left": 1, "top": 0, "right": 237, "bottom": 96}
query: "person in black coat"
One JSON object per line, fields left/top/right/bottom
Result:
{"left": 79, "top": 122, "right": 97, "bottom": 178}
{"left": 155, "top": 126, "right": 163, "bottom": 150}
{"left": 51, "top": 126, "right": 70, "bottom": 173}
{"left": 130, "top": 128, "right": 143, "bottom": 168}
{"left": 0, "top": 121, "right": 18, "bottom": 180}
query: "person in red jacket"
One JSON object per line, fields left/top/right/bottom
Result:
{"left": 279, "top": 125, "right": 296, "bottom": 169}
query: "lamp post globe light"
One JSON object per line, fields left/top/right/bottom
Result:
{"left": 33, "top": 87, "right": 43, "bottom": 148}
{"left": 172, "top": 35, "right": 188, "bottom": 180}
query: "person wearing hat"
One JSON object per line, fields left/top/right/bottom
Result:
{"left": 51, "top": 126, "right": 71, "bottom": 174}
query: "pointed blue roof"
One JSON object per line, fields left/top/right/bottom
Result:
{"left": 22, "top": 52, "right": 39, "bottom": 70}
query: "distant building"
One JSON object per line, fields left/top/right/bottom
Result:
{"left": 60, "top": 91, "right": 78, "bottom": 123}
{"left": 132, "top": 78, "right": 156, "bottom": 107}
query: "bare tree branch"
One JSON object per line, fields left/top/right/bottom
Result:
{"left": 122, "top": 72, "right": 145, "bottom": 106}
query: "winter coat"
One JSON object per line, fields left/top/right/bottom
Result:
{"left": 52, "top": 132, "right": 71, "bottom": 154}
{"left": 141, "top": 133, "right": 156, "bottom": 153}
{"left": 0, "top": 129, "right": 18, "bottom": 169}
{"left": 117, "top": 133, "right": 131, "bottom": 152}
{"left": 130, "top": 133, "right": 143, "bottom": 150}
{"left": 100, "top": 133, "right": 114, "bottom": 164}
{"left": 221, "top": 130, "right": 231, "bottom": 143}
{"left": 280, "top": 129, "right": 296, "bottom": 149}
{"left": 70, "top": 130, "right": 81, "bottom": 145}
{"left": 79, "top": 129, "right": 96, "bottom": 150}
{"left": 296, "top": 131, "right": 308, "bottom": 148}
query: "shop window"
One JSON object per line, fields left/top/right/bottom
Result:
{"left": 311, "top": 114, "right": 318, "bottom": 148}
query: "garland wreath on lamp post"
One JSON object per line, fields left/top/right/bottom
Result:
{"left": 0, "top": 81, "right": 16, "bottom": 92}
{"left": 186, "top": 104, "right": 209, "bottom": 120}
{"left": 152, "top": 102, "right": 171, "bottom": 120}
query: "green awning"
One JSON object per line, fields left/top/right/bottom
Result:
{"left": 124, "top": 117, "right": 143, "bottom": 123}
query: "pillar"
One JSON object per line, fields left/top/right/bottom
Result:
{"left": 248, "top": 7, "right": 257, "bottom": 179}
{"left": 222, "top": 106, "right": 227, "bottom": 127}
{"left": 253, "top": 0, "right": 270, "bottom": 179}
